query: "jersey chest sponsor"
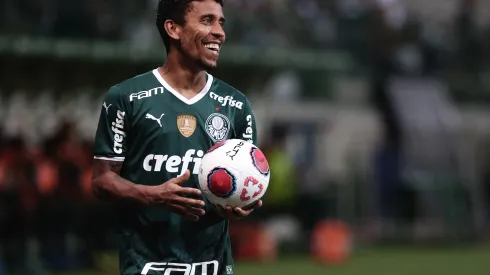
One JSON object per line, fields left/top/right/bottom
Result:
{"left": 141, "top": 260, "right": 219, "bottom": 275}
{"left": 209, "top": 92, "right": 243, "bottom": 109}
{"left": 143, "top": 149, "right": 204, "bottom": 175}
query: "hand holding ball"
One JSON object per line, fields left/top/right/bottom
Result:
{"left": 198, "top": 139, "right": 270, "bottom": 208}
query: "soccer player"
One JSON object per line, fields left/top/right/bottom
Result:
{"left": 91, "top": 0, "right": 262, "bottom": 274}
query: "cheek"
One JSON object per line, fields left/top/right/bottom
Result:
{"left": 182, "top": 32, "right": 202, "bottom": 54}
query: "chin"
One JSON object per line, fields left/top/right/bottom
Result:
{"left": 198, "top": 59, "right": 218, "bottom": 71}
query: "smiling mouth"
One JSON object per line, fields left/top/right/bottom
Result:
{"left": 204, "top": 43, "right": 221, "bottom": 55}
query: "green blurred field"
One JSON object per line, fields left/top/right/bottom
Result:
{"left": 52, "top": 246, "right": 490, "bottom": 275}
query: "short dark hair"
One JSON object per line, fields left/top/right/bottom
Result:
{"left": 156, "top": 0, "right": 224, "bottom": 53}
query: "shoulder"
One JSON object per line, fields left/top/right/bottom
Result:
{"left": 211, "top": 75, "right": 250, "bottom": 104}
{"left": 107, "top": 70, "right": 159, "bottom": 100}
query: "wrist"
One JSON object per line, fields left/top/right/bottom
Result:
{"left": 132, "top": 184, "right": 156, "bottom": 205}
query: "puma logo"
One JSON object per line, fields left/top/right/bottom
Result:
{"left": 102, "top": 102, "right": 112, "bottom": 114}
{"left": 145, "top": 113, "right": 165, "bottom": 128}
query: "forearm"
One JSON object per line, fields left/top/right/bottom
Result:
{"left": 91, "top": 159, "right": 151, "bottom": 204}
{"left": 92, "top": 172, "right": 150, "bottom": 204}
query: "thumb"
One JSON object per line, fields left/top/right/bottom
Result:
{"left": 174, "top": 170, "right": 191, "bottom": 185}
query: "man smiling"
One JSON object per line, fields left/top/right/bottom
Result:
{"left": 91, "top": 0, "right": 261, "bottom": 274}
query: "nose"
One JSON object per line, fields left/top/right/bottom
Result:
{"left": 212, "top": 23, "right": 225, "bottom": 39}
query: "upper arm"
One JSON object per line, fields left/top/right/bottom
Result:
{"left": 93, "top": 86, "right": 132, "bottom": 163}
{"left": 92, "top": 86, "right": 132, "bottom": 178}
{"left": 92, "top": 159, "right": 124, "bottom": 179}
{"left": 236, "top": 98, "right": 258, "bottom": 145}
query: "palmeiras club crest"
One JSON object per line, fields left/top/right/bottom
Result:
{"left": 205, "top": 113, "right": 230, "bottom": 142}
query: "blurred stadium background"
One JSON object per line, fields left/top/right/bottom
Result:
{"left": 1, "top": 0, "right": 490, "bottom": 274}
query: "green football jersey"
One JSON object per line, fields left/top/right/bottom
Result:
{"left": 93, "top": 69, "right": 258, "bottom": 275}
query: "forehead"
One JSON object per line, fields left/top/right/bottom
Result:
{"left": 186, "top": 0, "right": 224, "bottom": 18}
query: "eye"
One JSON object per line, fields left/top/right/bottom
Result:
{"left": 202, "top": 17, "right": 212, "bottom": 25}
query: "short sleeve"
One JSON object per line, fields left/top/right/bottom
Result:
{"left": 93, "top": 86, "right": 131, "bottom": 161}
{"left": 236, "top": 99, "right": 258, "bottom": 145}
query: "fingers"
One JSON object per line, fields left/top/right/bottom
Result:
{"left": 225, "top": 205, "right": 233, "bottom": 214}
{"left": 171, "top": 170, "right": 202, "bottom": 197}
{"left": 242, "top": 200, "right": 262, "bottom": 211}
{"left": 173, "top": 170, "right": 191, "bottom": 185}
{"left": 168, "top": 203, "right": 199, "bottom": 221}
{"left": 232, "top": 200, "right": 263, "bottom": 217}
{"left": 224, "top": 205, "right": 248, "bottom": 218}
{"left": 183, "top": 205, "right": 206, "bottom": 216}
{"left": 231, "top": 206, "right": 250, "bottom": 217}
{"left": 213, "top": 200, "right": 263, "bottom": 220}
{"left": 222, "top": 205, "right": 247, "bottom": 219}
{"left": 174, "top": 196, "right": 206, "bottom": 208}
{"left": 212, "top": 204, "right": 227, "bottom": 217}
{"left": 175, "top": 187, "right": 202, "bottom": 197}
{"left": 168, "top": 202, "right": 206, "bottom": 220}
{"left": 175, "top": 205, "right": 205, "bottom": 219}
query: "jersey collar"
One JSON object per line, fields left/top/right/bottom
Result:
{"left": 152, "top": 69, "right": 213, "bottom": 105}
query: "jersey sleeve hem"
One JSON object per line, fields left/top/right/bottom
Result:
{"left": 93, "top": 156, "right": 126, "bottom": 161}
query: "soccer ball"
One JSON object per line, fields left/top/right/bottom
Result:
{"left": 198, "top": 139, "right": 270, "bottom": 208}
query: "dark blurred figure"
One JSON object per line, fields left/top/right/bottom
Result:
{"left": 260, "top": 124, "right": 298, "bottom": 218}
{"left": 368, "top": 2, "right": 409, "bottom": 235}
{"left": 456, "top": 0, "right": 483, "bottom": 73}
{"left": 89, "top": 0, "right": 123, "bottom": 40}
{"left": 373, "top": 138, "right": 404, "bottom": 226}
{"left": 0, "top": 136, "right": 39, "bottom": 273}
{"left": 51, "top": 0, "right": 97, "bottom": 38}
{"left": 479, "top": 140, "right": 490, "bottom": 238}
{"left": 79, "top": 139, "right": 119, "bottom": 258}
{"left": 36, "top": 121, "right": 86, "bottom": 269}
{"left": 259, "top": 123, "right": 330, "bottom": 247}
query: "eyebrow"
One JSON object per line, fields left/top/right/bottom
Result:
{"left": 202, "top": 13, "right": 226, "bottom": 23}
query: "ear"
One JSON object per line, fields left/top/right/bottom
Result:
{"left": 164, "top": 19, "right": 182, "bottom": 41}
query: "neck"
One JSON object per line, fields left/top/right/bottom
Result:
{"left": 159, "top": 51, "right": 207, "bottom": 99}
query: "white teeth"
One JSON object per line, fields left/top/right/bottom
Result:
{"left": 205, "top": 43, "right": 220, "bottom": 51}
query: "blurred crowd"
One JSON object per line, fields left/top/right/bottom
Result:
{"left": 0, "top": 0, "right": 335, "bottom": 49}
{"left": 0, "top": 118, "right": 307, "bottom": 273}
{"left": 0, "top": 122, "right": 116, "bottom": 272}
{"left": 2, "top": 0, "right": 489, "bottom": 52}
{"left": 2, "top": 0, "right": 490, "bottom": 99}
